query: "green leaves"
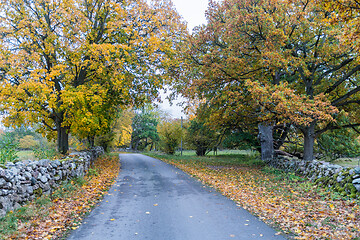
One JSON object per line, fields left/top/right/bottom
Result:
{"left": 0, "top": 0, "right": 187, "bottom": 153}
{"left": 158, "top": 119, "right": 183, "bottom": 155}
{"left": 0, "top": 132, "right": 19, "bottom": 164}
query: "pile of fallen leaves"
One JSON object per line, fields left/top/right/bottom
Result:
{"left": 159, "top": 157, "right": 360, "bottom": 239}
{"left": 8, "top": 154, "right": 120, "bottom": 240}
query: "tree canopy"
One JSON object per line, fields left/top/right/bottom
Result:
{"left": 173, "top": 0, "right": 360, "bottom": 160}
{"left": 0, "top": 0, "right": 186, "bottom": 153}
{"left": 130, "top": 107, "right": 161, "bottom": 151}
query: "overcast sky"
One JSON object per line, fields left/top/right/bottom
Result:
{"left": 172, "top": 0, "right": 209, "bottom": 31}
{"left": 158, "top": 0, "right": 209, "bottom": 118}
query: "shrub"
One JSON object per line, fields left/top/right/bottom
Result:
{"left": 0, "top": 132, "right": 19, "bottom": 164}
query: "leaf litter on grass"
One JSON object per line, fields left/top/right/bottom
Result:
{"left": 157, "top": 156, "right": 360, "bottom": 240}
{"left": 7, "top": 155, "right": 120, "bottom": 240}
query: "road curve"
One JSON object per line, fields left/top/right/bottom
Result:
{"left": 67, "top": 154, "right": 286, "bottom": 240}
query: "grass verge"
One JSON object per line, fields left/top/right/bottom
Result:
{"left": 0, "top": 154, "right": 120, "bottom": 240}
{"left": 146, "top": 152, "right": 360, "bottom": 240}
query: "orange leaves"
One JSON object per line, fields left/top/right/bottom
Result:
{"left": 161, "top": 157, "right": 360, "bottom": 239}
{"left": 9, "top": 155, "right": 120, "bottom": 240}
{"left": 245, "top": 80, "right": 339, "bottom": 126}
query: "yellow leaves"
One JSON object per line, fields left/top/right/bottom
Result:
{"left": 159, "top": 156, "right": 360, "bottom": 240}
{"left": 0, "top": 0, "right": 186, "bottom": 144}
{"left": 8, "top": 155, "right": 120, "bottom": 239}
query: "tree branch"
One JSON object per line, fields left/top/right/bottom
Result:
{"left": 332, "top": 85, "right": 360, "bottom": 106}
{"left": 324, "top": 63, "right": 360, "bottom": 94}
{"left": 315, "top": 123, "right": 360, "bottom": 136}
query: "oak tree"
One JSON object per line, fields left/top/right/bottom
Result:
{"left": 178, "top": 0, "right": 360, "bottom": 161}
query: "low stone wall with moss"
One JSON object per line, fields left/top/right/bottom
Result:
{"left": 0, "top": 147, "right": 104, "bottom": 217}
{"left": 266, "top": 156, "right": 360, "bottom": 198}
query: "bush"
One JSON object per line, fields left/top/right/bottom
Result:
{"left": 158, "top": 120, "right": 182, "bottom": 155}
{"left": 33, "top": 147, "right": 56, "bottom": 160}
{"left": 0, "top": 132, "right": 19, "bottom": 164}
{"left": 19, "top": 135, "right": 39, "bottom": 149}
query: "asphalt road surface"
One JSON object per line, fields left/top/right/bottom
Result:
{"left": 67, "top": 154, "right": 287, "bottom": 240}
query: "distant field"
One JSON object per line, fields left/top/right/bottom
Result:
{"left": 175, "top": 149, "right": 257, "bottom": 156}
{"left": 158, "top": 149, "right": 360, "bottom": 168}
{"left": 332, "top": 158, "right": 360, "bottom": 168}
{"left": 17, "top": 150, "right": 36, "bottom": 161}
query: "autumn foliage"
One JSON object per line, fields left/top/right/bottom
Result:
{"left": 0, "top": 0, "right": 186, "bottom": 153}
{"left": 171, "top": 0, "right": 360, "bottom": 161}
{"left": 158, "top": 155, "right": 360, "bottom": 239}
{"left": 6, "top": 155, "right": 120, "bottom": 240}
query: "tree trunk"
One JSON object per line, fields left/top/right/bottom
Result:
{"left": 57, "top": 125, "right": 69, "bottom": 154}
{"left": 134, "top": 140, "right": 139, "bottom": 151}
{"left": 302, "top": 122, "right": 315, "bottom": 161}
{"left": 196, "top": 146, "right": 207, "bottom": 156}
{"left": 274, "top": 124, "right": 289, "bottom": 150}
{"left": 258, "top": 123, "right": 274, "bottom": 161}
{"left": 87, "top": 136, "right": 95, "bottom": 148}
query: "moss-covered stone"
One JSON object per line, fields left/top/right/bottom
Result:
{"left": 344, "top": 176, "right": 352, "bottom": 183}
{"left": 315, "top": 177, "right": 325, "bottom": 185}
{"left": 33, "top": 188, "right": 43, "bottom": 198}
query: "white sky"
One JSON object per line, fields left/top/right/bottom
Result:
{"left": 172, "top": 0, "right": 209, "bottom": 31}
{"left": 158, "top": 0, "right": 209, "bottom": 118}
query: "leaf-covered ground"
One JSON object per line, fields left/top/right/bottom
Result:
{"left": 147, "top": 153, "right": 360, "bottom": 240}
{"left": 1, "top": 154, "right": 120, "bottom": 240}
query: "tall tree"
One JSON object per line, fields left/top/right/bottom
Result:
{"left": 130, "top": 107, "right": 161, "bottom": 151}
{"left": 0, "top": 0, "right": 186, "bottom": 153}
{"left": 176, "top": 0, "right": 360, "bottom": 161}
{"left": 112, "top": 109, "right": 134, "bottom": 148}
{"left": 186, "top": 117, "right": 222, "bottom": 156}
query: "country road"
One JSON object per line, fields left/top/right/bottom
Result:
{"left": 67, "top": 154, "right": 286, "bottom": 240}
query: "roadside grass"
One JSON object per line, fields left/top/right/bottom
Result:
{"left": 146, "top": 151, "right": 264, "bottom": 167}
{"left": 332, "top": 158, "right": 360, "bottom": 168}
{"left": 0, "top": 154, "right": 120, "bottom": 240}
{"left": 173, "top": 149, "right": 360, "bottom": 168}
{"left": 173, "top": 149, "right": 256, "bottom": 156}
{"left": 146, "top": 152, "right": 360, "bottom": 240}
{"left": 17, "top": 150, "right": 36, "bottom": 161}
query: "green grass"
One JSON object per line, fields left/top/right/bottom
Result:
{"left": 0, "top": 195, "right": 52, "bottom": 239}
{"left": 147, "top": 151, "right": 360, "bottom": 238}
{"left": 173, "top": 149, "right": 256, "bottom": 156}
{"left": 332, "top": 157, "right": 360, "bottom": 168}
{"left": 17, "top": 150, "right": 36, "bottom": 161}
{"left": 0, "top": 177, "right": 87, "bottom": 239}
{"left": 145, "top": 150, "right": 264, "bottom": 167}
{"left": 160, "top": 149, "right": 360, "bottom": 168}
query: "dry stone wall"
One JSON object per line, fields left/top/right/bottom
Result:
{"left": 266, "top": 156, "right": 360, "bottom": 198}
{"left": 0, "top": 147, "right": 104, "bottom": 217}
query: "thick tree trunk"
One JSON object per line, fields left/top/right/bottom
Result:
{"left": 302, "top": 122, "right": 315, "bottom": 161}
{"left": 258, "top": 123, "right": 274, "bottom": 161}
{"left": 57, "top": 125, "right": 69, "bottom": 154}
